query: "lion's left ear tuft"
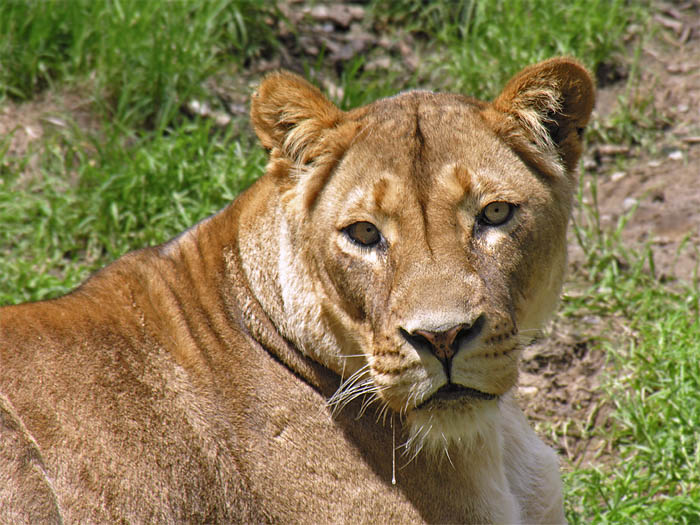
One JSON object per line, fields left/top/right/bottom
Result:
{"left": 250, "top": 71, "right": 344, "bottom": 164}
{"left": 485, "top": 57, "right": 595, "bottom": 177}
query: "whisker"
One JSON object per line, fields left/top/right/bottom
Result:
{"left": 518, "top": 328, "right": 540, "bottom": 335}
{"left": 401, "top": 423, "right": 433, "bottom": 468}
{"left": 376, "top": 401, "right": 393, "bottom": 425}
{"left": 357, "top": 389, "right": 385, "bottom": 419}
{"left": 337, "top": 363, "right": 371, "bottom": 388}
{"left": 442, "top": 432, "right": 456, "bottom": 470}
{"left": 329, "top": 366, "right": 370, "bottom": 400}
{"left": 327, "top": 364, "right": 382, "bottom": 418}
{"left": 331, "top": 382, "right": 375, "bottom": 409}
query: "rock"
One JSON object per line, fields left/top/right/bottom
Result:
{"left": 597, "top": 144, "right": 630, "bottom": 156}
{"left": 611, "top": 171, "right": 626, "bottom": 182}
{"left": 306, "top": 4, "right": 365, "bottom": 28}
{"left": 623, "top": 197, "right": 638, "bottom": 211}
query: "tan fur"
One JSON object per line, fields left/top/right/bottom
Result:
{"left": 0, "top": 58, "right": 593, "bottom": 523}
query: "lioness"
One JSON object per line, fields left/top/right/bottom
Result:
{"left": 1, "top": 57, "right": 593, "bottom": 523}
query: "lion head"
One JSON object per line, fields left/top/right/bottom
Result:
{"left": 247, "top": 58, "right": 594, "bottom": 452}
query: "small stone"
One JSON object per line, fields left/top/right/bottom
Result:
{"left": 597, "top": 144, "right": 629, "bottom": 156}
{"left": 187, "top": 100, "right": 209, "bottom": 116}
{"left": 42, "top": 116, "right": 67, "bottom": 128}
{"left": 519, "top": 386, "right": 538, "bottom": 397}
{"left": 611, "top": 171, "right": 626, "bottom": 182}
{"left": 668, "top": 150, "right": 683, "bottom": 160}
{"left": 214, "top": 113, "right": 231, "bottom": 127}
{"left": 308, "top": 4, "right": 364, "bottom": 28}
{"left": 623, "top": 197, "right": 638, "bottom": 211}
{"left": 365, "top": 56, "right": 392, "bottom": 71}
{"left": 583, "top": 157, "right": 597, "bottom": 170}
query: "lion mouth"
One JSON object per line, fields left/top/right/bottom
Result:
{"left": 418, "top": 383, "right": 497, "bottom": 408}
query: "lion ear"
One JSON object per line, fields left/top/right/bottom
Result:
{"left": 250, "top": 71, "right": 344, "bottom": 164}
{"left": 484, "top": 57, "right": 595, "bottom": 177}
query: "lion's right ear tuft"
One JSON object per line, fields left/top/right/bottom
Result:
{"left": 485, "top": 57, "right": 595, "bottom": 178}
{"left": 250, "top": 71, "right": 344, "bottom": 164}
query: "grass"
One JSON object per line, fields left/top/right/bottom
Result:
{"left": 0, "top": 123, "right": 264, "bottom": 304}
{"left": 561, "top": 181, "right": 700, "bottom": 521}
{"left": 371, "top": 0, "right": 647, "bottom": 98}
{"left": 562, "top": 272, "right": 700, "bottom": 522}
{"left": 0, "top": 0, "right": 279, "bottom": 129}
{"left": 2, "top": 0, "right": 698, "bottom": 521}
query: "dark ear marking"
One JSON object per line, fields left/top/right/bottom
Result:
{"left": 544, "top": 109, "right": 563, "bottom": 146}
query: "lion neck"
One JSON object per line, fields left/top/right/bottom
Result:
{"left": 220, "top": 176, "right": 342, "bottom": 394}
{"left": 230, "top": 175, "right": 365, "bottom": 383}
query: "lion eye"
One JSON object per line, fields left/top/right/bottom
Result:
{"left": 480, "top": 202, "right": 514, "bottom": 226}
{"left": 344, "top": 221, "right": 381, "bottom": 247}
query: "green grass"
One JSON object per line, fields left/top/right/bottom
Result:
{"left": 0, "top": 123, "right": 264, "bottom": 303}
{"left": 563, "top": 269, "right": 700, "bottom": 523}
{"left": 561, "top": 177, "right": 700, "bottom": 522}
{"left": 0, "top": 0, "right": 279, "bottom": 129}
{"left": 371, "top": 0, "right": 648, "bottom": 99}
{"left": 2, "top": 0, "right": 698, "bottom": 520}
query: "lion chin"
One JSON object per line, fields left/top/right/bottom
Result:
{"left": 1, "top": 57, "right": 594, "bottom": 524}
{"left": 405, "top": 392, "right": 502, "bottom": 457}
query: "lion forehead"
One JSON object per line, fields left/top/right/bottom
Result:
{"left": 342, "top": 94, "right": 531, "bottom": 199}
{"left": 353, "top": 92, "right": 488, "bottom": 156}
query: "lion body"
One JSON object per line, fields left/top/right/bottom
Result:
{"left": 1, "top": 58, "right": 593, "bottom": 523}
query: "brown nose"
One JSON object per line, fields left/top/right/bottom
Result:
{"left": 401, "top": 317, "right": 484, "bottom": 366}
{"left": 412, "top": 326, "right": 462, "bottom": 362}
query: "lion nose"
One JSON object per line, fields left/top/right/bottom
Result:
{"left": 400, "top": 317, "right": 485, "bottom": 366}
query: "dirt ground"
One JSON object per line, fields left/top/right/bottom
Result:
{"left": 2, "top": 0, "right": 698, "bottom": 469}
{"left": 586, "top": 2, "right": 700, "bottom": 283}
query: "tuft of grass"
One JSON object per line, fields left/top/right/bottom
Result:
{"left": 0, "top": 0, "right": 279, "bottom": 129}
{"left": 0, "top": 123, "right": 265, "bottom": 304}
{"left": 322, "top": 57, "right": 407, "bottom": 110}
{"left": 587, "top": 36, "right": 672, "bottom": 150}
{"left": 372, "top": 0, "right": 649, "bottom": 99}
{"left": 561, "top": 173, "right": 700, "bottom": 522}
{"left": 564, "top": 274, "right": 700, "bottom": 523}
{"left": 447, "top": 0, "right": 648, "bottom": 98}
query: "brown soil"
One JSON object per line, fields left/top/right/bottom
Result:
{"left": 0, "top": 86, "right": 100, "bottom": 186}
{"left": 586, "top": 4, "right": 700, "bottom": 283}
{"left": 1, "top": 0, "right": 698, "bottom": 470}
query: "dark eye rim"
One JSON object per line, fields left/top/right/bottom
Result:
{"left": 342, "top": 221, "right": 384, "bottom": 248}
{"left": 478, "top": 202, "right": 517, "bottom": 226}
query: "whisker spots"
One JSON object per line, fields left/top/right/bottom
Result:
{"left": 371, "top": 360, "right": 421, "bottom": 376}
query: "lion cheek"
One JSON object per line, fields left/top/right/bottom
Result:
{"left": 513, "top": 244, "right": 567, "bottom": 333}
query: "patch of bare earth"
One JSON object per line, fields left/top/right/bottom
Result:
{"left": 519, "top": 0, "right": 700, "bottom": 468}
{"left": 0, "top": 87, "right": 100, "bottom": 184}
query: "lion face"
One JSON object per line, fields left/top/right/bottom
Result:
{"left": 250, "top": 59, "right": 593, "bottom": 446}
{"left": 313, "top": 94, "right": 569, "bottom": 424}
